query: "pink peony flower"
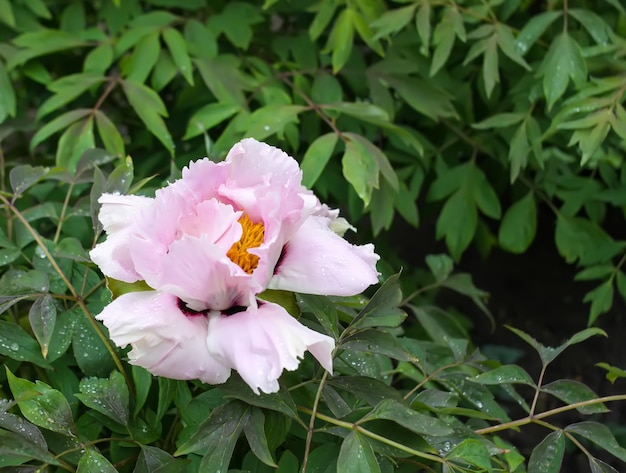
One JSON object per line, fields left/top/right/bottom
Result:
{"left": 90, "top": 138, "right": 379, "bottom": 394}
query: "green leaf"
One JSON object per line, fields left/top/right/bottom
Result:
{"left": 28, "top": 294, "right": 57, "bottom": 359}
{"left": 446, "top": 439, "right": 493, "bottom": 472}
{"left": 569, "top": 9, "right": 610, "bottom": 45}
{"left": 0, "top": 428, "right": 58, "bottom": 467}
{"left": 495, "top": 23, "right": 530, "bottom": 70}
{"left": 0, "top": 0, "right": 15, "bottom": 27}
{"left": 184, "top": 19, "right": 218, "bottom": 59}
{"left": 325, "top": 102, "right": 390, "bottom": 126}
{"left": 540, "top": 32, "right": 587, "bottom": 109}
{"left": 8, "top": 30, "right": 87, "bottom": 69}
{"left": 349, "top": 10, "right": 385, "bottom": 56}
{"left": 176, "top": 400, "right": 248, "bottom": 469}
{"left": 23, "top": 0, "right": 51, "bottom": 19}
{"left": 6, "top": 369, "right": 75, "bottom": 436}
{"left": 311, "top": 73, "right": 343, "bottom": 104}
{"left": 555, "top": 215, "right": 623, "bottom": 265}
{"left": 134, "top": 445, "right": 184, "bottom": 473}
{"left": 207, "top": 2, "right": 262, "bottom": 50}
{"left": 596, "top": 362, "right": 626, "bottom": 384}
{"left": 528, "top": 431, "right": 565, "bottom": 473}
{"left": 329, "top": 376, "right": 404, "bottom": 406}
{"left": 344, "top": 132, "right": 398, "bottom": 191}
{"left": 76, "top": 448, "right": 118, "bottom": 473}
{"left": 243, "top": 104, "right": 305, "bottom": 141}
{"left": 31, "top": 109, "right": 92, "bottom": 150}
{"left": 162, "top": 27, "right": 194, "bottom": 85}
{"left": 74, "top": 371, "right": 129, "bottom": 426}
{"left": 342, "top": 137, "right": 379, "bottom": 206}
{"left": 9, "top": 165, "right": 49, "bottom": 198}
{"left": 327, "top": 8, "right": 354, "bottom": 73}
{"left": 498, "top": 192, "right": 537, "bottom": 253}
{"left": 277, "top": 450, "right": 299, "bottom": 473}
{"left": 156, "top": 377, "right": 176, "bottom": 422}
{"left": 297, "top": 294, "right": 339, "bottom": 339}
{"left": 84, "top": 43, "right": 114, "bottom": 75}
{"left": 472, "top": 365, "right": 535, "bottom": 386}
{"left": 106, "top": 278, "right": 151, "bottom": 299}
{"left": 566, "top": 422, "right": 626, "bottom": 462}
{"left": 541, "top": 380, "right": 608, "bottom": 414}
{"left": 584, "top": 280, "right": 614, "bottom": 325}
{"left": 56, "top": 117, "right": 95, "bottom": 173}
{"left": 436, "top": 190, "right": 477, "bottom": 260}
{"left": 508, "top": 121, "right": 530, "bottom": 182}
{"left": 95, "top": 111, "right": 125, "bottom": 157}
{"left": 515, "top": 11, "right": 562, "bottom": 55}
{"left": 221, "top": 375, "right": 299, "bottom": 420}
{"left": 0, "top": 320, "right": 50, "bottom": 367}
{"left": 507, "top": 326, "right": 607, "bottom": 366}
{"left": 0, "top": 60, "right": 16, "bottom": 123}
{"left": 243, "top": 407, "right": 277, "bottom": 467}
{"left": 387, "top": 76, "right": 457, "bottom": 120}
{"left": 362, "top": 399, "right": 453, "bottom": 436}
{"left": 483, "top": 35, "right": 499, "bottom": 97}
{"left": 125, "top": 31, "right": 160, "bottom": 83}
{"left": 301, "top": 132, "right": 338, "bottom": 188}
{"left": 589, "top": 458, "right": 619, "bottom": 473}
{"left": 472, "top": 112, "right": 525, "bottom": 129}
{"left": 72, "top": 313, "right": 116, "bottom": 377}
{"left": 306, "top": 444, "right": 340, "bottom": 473}
{"left": 351, "top": 272, "right": 404, "bottom": 330}
{"left": 309, "top": 0, "right": 338, "bottom": 41}
{"left": 337, "top": 431, "right": 381, "bottom": 473}
{"left": 576, "top": 264, "right": 614, "bottom": 281}
{"left": 430, "top": 6, "right": 465, "bottom": 76}
{"left": 38, "top": 73, "right": 106, "bottom": 119}
{"left": 371, "top": 5, "right": 416, "bottom": 39}
{"left": 257, "top": 289, "right": 300, "bottom": 318}
{"left": 132, "top": 365, "right": 153, "bottom": 417}
{"left": 121, "top": 80, "right": 174, "bottom": 155}
{"left": 183, "top": 103, "right": 240, "bottom": 139}
{"left": 151, "top": 49, "right": 177, "bottom": 91}
{"left": 341, "top": 330, "right": 413, "bottom": 362}
{"left": 426, "top": 254, "right": 454, "bottom": 282}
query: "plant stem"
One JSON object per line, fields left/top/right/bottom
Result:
{"left": 298, "top": 406, "right": 445, "bottom": 464}
{"left": 474, "top": 394, "right": 626, "bottom": 435}
{"left": 301, "top": 369, "right": 329, "bottom": 473}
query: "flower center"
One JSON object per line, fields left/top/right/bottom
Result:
{"left": 227, "top": 213, "right": 265, "bottom": 274}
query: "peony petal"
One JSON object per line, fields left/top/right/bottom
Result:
{"left": 98, "top": 193, "right": 152, "bottom": 233}
{"left": 90, "top": 194, "right": 153, "bottom": 282}
{"left": 206, "top": 301, "right": 334, "bottom": 394}
{"left": 225, "top": 138, "right": 302, "bottom": 189}
{"left": 156, "top": 234, "right": 255, "bottom": 311}
{"left": 90, "top": 233, "right": 142, "bottom": 282}
{"left": 96, "top": 291, "right": 230, "bottom": 384}
{"left": 269, "top": 216, "right": 380, "bottom": 296}
{"left": 175, "top": 158, "right": 228, "bottom": 203}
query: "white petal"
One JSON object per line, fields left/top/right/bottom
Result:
{"left": 206, "top": 302, "right": 334, "bottom": 394}
{"left": 98, "top": 193, "right": 152, "bottom": 233}
{"left": 90, "top": 194, "right": 153, "bottom": 282}
{"left": 90, "top": 233, "right": 141, "bottom": 282}
{"left": 269, "top": 216, "right": 380, "bottom": 296}
{"left": 96, "top": 291, "right": 230, "bottom": 384}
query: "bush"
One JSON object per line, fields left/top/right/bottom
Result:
{"left": 1, "top": 1, "right": 626, "bottom": 472}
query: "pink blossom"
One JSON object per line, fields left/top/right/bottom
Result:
{"left": 90, "top": 138, "right": 379, "bottom": 394}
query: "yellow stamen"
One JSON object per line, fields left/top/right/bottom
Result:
{"left": 227, "top": 214, "right": 265, "bottom": 274}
